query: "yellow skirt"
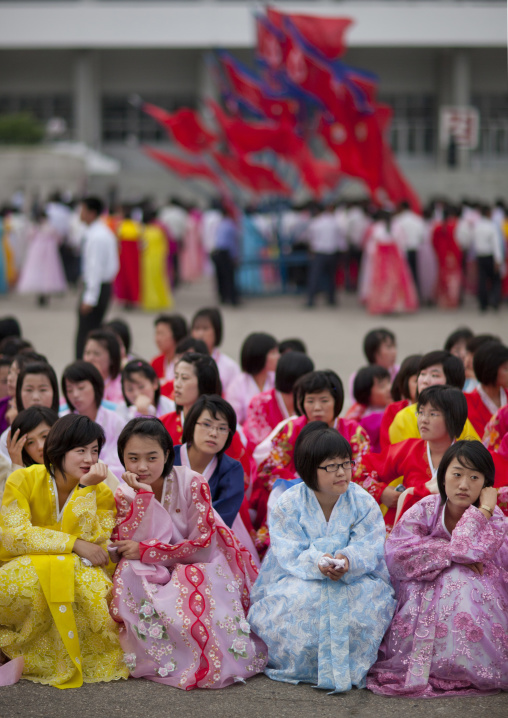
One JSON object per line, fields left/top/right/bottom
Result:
{"left": 0, "top": 553, "right": 128, "bottom": 688}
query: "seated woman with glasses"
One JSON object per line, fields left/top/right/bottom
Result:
{"left": 360, "top": 385, "right": 468, "bottom": 533}
{"left": 250, "top": 370, "right": 371, "bottom": 555}
{"left": 248, "top": 423, "right": 395, "bottom": 693}
{"left": 173, "top": 395, "right": 244, "bottom": 529}
{"left": 368, "top": 441, "right": 508, "bottom": 697}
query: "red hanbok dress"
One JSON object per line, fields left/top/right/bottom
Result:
{"left": 360, "top": 438, "right": 438, "bottom": 532}
{"left": 466, "top": 386, "right": 507, "bottom": 439}
{"left": 243, "top": 388, "right": 289, "bottom": 450}
{"left": 379, "top": 399, "right": 409, "bottom": 450}
{"left": 114, "top": 218, "right": 141, "bottom": 304}
{"left": 249, "top": 415, "right": 371, "bottom": 553}
{"left": 432, "top": 218, "right": 462, "bottom": 308}
{"left": 483, "top": 404, "right": 508, "bottom": 451}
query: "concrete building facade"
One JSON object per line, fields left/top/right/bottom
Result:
{"left": 0, "top": 1, "right": 507, "bottom": 202}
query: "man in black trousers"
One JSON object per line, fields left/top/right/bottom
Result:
{"left": 75, "top": 196, "right": 119, "bottom": 358}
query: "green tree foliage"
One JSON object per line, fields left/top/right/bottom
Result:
{"left": 0, "top": 113, "right": 44, "bottom": 145}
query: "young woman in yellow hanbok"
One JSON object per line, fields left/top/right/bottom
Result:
{"left": 140, "top": 210, "right": 173, "bottom": 311}
{"left": 0, "top": 414, "right": 128, "bottom": 688}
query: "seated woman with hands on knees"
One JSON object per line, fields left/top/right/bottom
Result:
{"left": 109, "top": 417, "right": 268, "bottom": 690}
{"left": 368, "top": 440, "right": 508, "bottom": 698}
{"left": 248, "top": 424, "right": 395, "bottom": 694}
{"left": 0, "top": 414, "right": 128, "bottom": 688}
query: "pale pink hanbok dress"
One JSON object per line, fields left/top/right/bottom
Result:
{"left": 110, "top": 466, "right": 267, "bottom": 689}
{"left": 17, "top": 221, "right": 67, "bottom": 295}
{"left": 225, "top": 372, "right": 274, "bottom": 426}
{"left": 368, "top": 495, "right": 508, "bottom": 697}
{"left": 212, "top": 349, "right": 240, "bottom": 393}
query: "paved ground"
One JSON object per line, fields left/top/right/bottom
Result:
{"left": 0, "top": 279, "right": 507, "bottom": 717}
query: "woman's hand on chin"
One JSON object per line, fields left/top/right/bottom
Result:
{"left": 122, "top": 471, "right": 153, "bottom": 493}
{"left": 73, "top": 538, "right": 109, "bottom": 566}
{"left": 80, "top": 462, "right": 108, "bottom": 486}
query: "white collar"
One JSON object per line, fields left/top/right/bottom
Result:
{"left": 477, "top": 385, "right": 507, "bottom": 416}
{"left": 180, "top": 443, "right": 217, "bottom": 481}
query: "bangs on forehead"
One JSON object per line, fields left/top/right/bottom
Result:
{"left": 454, "top": 453, "right": 481, "bottom": 472}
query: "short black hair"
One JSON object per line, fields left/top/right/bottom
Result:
{"left": 121, "top": 359, "right": 160, "bottom": 408}
{"left": 175, "top": 337, "right": 209, "bottom": 357}
{"left": 473, "top": 341, "right": 508, "bottom": 386}
{"left": 294, "top": 423, "right": 352, "bottom": 491}
{"left": 279, "top": 338, "right": 307, "bottom": 354}
{"left": 175, "top": 352, "right": 222, "bottom": 407}
{"left": 353, "top": 365, "right": 391, "bottom": 406}
{"left": 363, "top": 328, "right": 396, "bottom": 364}
{"left": 62, "top": 360, "right": 104, "bottom": 411}
{"left": 81, "top": 196, "right": 104, "bottom": 217}
{"left": 417, "top": 385, "right": 468, "bottom": 440}
{"left": 391, "top": 354, "right": 422, "bottom": 401}
{"left": 275, "top": 351, "right": 314, "bottom": 394}
{"left": 191, "top": 307, "right": 223, "bottom": 347}
{"left": 294, "top": 370, "right": 344, "bottom": 419}
{"left": 182, "top": 395, "right": 236, "bottom": 456}
{"left": 466, "top": 334, "right": 500, "bottom": 355}
{"left": 11, "top": 406, "right": 59, "bottom": 467}
{"left": 240, "top": 333, "right": 278, "bottom": 375}
{"left": 437, "top": 440, "right": 495, "bottom": 506}
{"left": 154, "top": 314, "right": 188, "bottom": 343}
{"left": 12, "top": 351, "right": 47, "bottom": 372}
{"left": 0, "top": 337, "right": 33, "bottom": 358}
{"left": 0, "top": 317, "right": 21, "bottom": 344}
{"left": 44, "top": 414, "right": 105, "bottom": 479}
{"left": 105, "top": 318, "right": 132, "bottom": 354}
{"left": 444, "top": 327, "right": 474, "bottom": 353}
{"left": 117, "top": 417, "right": 175, "bottom": 478}
{"left": 16, "top": 361, "right": 59, "bottom": 413}
{"left": 0, "top": 356, "right": 11, "bottom": 369}
{"left": 85, "top": 329, "right": 122, "bottom": 380}
{"left": 418, "top": 351, "right": 465, "bottom": 390}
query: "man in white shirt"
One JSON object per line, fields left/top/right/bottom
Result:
{"left": 471, "top": 204, "right": 505, "bottom": 311}
{"left": 75, "top": 196, "right": 119, "bottom": 358}
{"left": 158, "top": 197, "right": 188, "bottom": 288}
{"left": 306, "top": 204, "right": 342, "bottom": 307}
{"left": 392, "top": 201, "right": 425, "bottom": 292}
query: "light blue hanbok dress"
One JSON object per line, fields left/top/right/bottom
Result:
{"left": 247, "top": 481, "right": 396, "bottom": 693}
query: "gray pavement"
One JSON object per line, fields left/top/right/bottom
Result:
{"left": 0, "top": 280, "right": 507, "bottom": 717}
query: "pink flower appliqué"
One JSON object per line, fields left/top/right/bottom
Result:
{"left": 435, "top": 623, "right": 448, "bottom": 638}
{"left": 453, "top": 612, "right": 473, "bottom": 630}
{"left": 466, "top": 625, "right": 484, "bottom": 643}
{"left": 391, "top": 613, "right": 413, "bottom": 638}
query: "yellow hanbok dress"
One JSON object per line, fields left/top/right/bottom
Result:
{"left": 140, "top": 222, "right": 173, "bottom": 311}
{"left": 0, "top": 465, "right": 128, "bottom": 688}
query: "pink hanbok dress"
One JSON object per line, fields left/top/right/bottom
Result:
{"left": 367, "top": 495, "right": 508, "bottom": 697}
{"left": 225, "top": 372, "right": 275, "bottom": 426}
{"left": 110, "top": 466, "right": 268, "bottom": 689}
{"left": 17, "top": 221, "right": 67, "bottom": 295}
{"left": 212, "top": 349, "right": 241, "bottom": 393}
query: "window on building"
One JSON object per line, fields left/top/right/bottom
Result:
{"left": 101, "top": 94, "right": 197, "bottom": 143}
{"left": 472, "top": 94, "right": 508, "bottom": 158}
{"left": 0, "top": 94, "right": 73, "bottom": 134}
{"left": 378, "top": 93, "right": 436, "bottom": 157}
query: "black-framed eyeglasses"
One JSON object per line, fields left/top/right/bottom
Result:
{"left": 318, "top": 460, "right": 356, "bottom": 473}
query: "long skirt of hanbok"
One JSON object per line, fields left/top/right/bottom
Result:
{"left": 141, "top": 224, "right": 173, "bottom": 311}
{"left": 17, "top": 225, "right": 67, "bottom": 295}
{"left": 367, "top": 495, "right": 508, "bottom": 698}
{"left": 110, "top": 466, "right": 267, "bottom": 689}
{"left": 365, "top": 243, "right": 419, "bottom": 315}
{"left": 248, "top": 482, "right": 395, "bottom": 692}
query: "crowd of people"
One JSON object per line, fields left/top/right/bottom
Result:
{"left": 1, "top": 193, "right": 507, "bottom": 315}
{"left": 0, "top": 306, "right": 506, "bottom": 698}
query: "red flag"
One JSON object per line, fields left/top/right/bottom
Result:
{"left": 211, "top": 151, "right": 290, "bottom": 196}
{"left": 378, "top": 144, "right": 422, "bottom": 213}
{"left": 143, "top": 147, "right": 219, "bottom": 184}
{"left": 292, "top": 146, "right": 341, "bottom": 197}
{"left": 208, "top": 99, "right": 303, "bottom": 156}
{"left": 318, "top": 103, "right": 385, "bottom": 192}
{"left": 267, "top": 7, "right": 353, "bottom": 59}
{"left": 220, "top": 54, "right": 299, "bottom": 123}
{"left": 142, "top": 104, "right": 216, "bottom": 153}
